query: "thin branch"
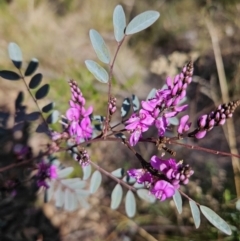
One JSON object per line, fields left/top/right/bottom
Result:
{"left": 104, "top": 36, "right": 126, "bottom": 137}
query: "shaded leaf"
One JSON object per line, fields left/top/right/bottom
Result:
{"left": 132, "top": 94, "right": 140, "bottom": 112}
{"left": 36, "top": 123, "right": 49, "bottom": 133}
{"left": 35, "top": 84, "right": 50, "bottom": 100}
{"left": 125, "top": 190, "right": 136, "bottom": 218}
{"left": 24, "top": 58, "right": 39, "bottom": 76}
{"left": 61, "top": 178, "right": 86, "bottom": 189}
{"left": 46, "top": 110, "right": 60, "bottom": 124}
{"left": 15, "top": 91, "right": 24, "bottom": 108}
{"left": 125, "top": 11, "right": 160, "bottom": 35}
{"left": 173, "top": 190, "right": 182, "bottom": 214}
{"left": 89, "top": 29, "right": 111, "bottom": 64}
{"left": 8, "top": 42, "right": 22, "bottom": 69}
{"left": 90, "top": 170, "right": 102, "bottom": 194}
{"left": 189, "top": 200, "right": 201, "bottom": 229}
{"left": 0, "top": 70, "right": 21, "bottom": 81}
{"left": 111, "top": 168, "right": 124, "bottom": 178}
{"left": 111, "top": 184, "right": 123, "bottom": 210}
{"left": 83, "top": 165, "right": 92, "bottom": 180}
{"left": 137, "top": 189, "right": 156, "bottom": 203}
{"left": 42, "top": 102, "right": 55, "bottom": 113}
{"left": 200, "top": 205, "right": 232, "bottom": 235}
{"left": 121, "top": 97, "right": 131, "bottom": 118}
{"left": 114, "top": 133, "right": 126, "bottom": 139}
{"left": 85, "top": 60, "right": 109, "bottom": 83}
{"left": 25, "top": 111, "right": 40, "bottom": 121}
{"left": 236, "top": 199, "right": 240, "bottom": 211}
{"left": 113, "top": 5, "right": 126, "bottom": 42}
{"left": 29, "top": 73, "right": 42, "bottom": 89}
{"left": 123, "top": 175, "right": 135, "bottom": 184}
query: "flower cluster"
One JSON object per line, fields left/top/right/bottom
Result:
{"left": 125, "top": 62, "right": 193, "bottom": 146}
{"left": 36, "top": 161, "right": 58, "bottom": 188}
{"left": 188, "top": 100, "right": 240, "bottom": 139}
{"left": 65, "top": 80, "right": 93, "bottom": 143}
{"left": 128, "top": 155, "right": 194, "bottom": 201}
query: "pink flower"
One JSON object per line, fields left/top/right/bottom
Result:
{"left": 178, "top": 115, "right": 191, "bottom": 134}
{"left": 150, "top": 180, "right": 175, "bottom": 201}
{"left": 127, "top": 169, "right": 153, "bottom": 184}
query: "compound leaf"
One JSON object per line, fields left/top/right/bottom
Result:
{"left": 90, "top": 170, "right": 102, "bottom": 194}
{"left": 125, "top": 190, "right": 136, "bottom": 218}
{"left": 89, "top": 29, "right": 111, "bottom": 64}
{"left": 189, "top": 200, "right": 201, "bottom": 229}
{"left": 113, "top": 5, "right": 126, "bottom": 42}
{"left": 85, "top": 60, "right": 109, "bottom": 83}
{"left": 8, "top": 42, "right": 22, "bottom": 69}
{"left": 24, "top": 58, "right": 39, "bottom": 76}
{"left": 111, "top": 184, "right": 123, "bottom": 210}
{"left": 29, "top": 73, "right": 42, "bottom": 89}
{"left": 200, "top": 205, "right": 232, "bottom": 235}
{"left": 173, "top": 190, "right": 182, "bottom": 214}
{"left": 125, "top": 11, "right": 160, "bottom": 35}
{"left": 35, "top": 84, "right": 50, "bottom": 100}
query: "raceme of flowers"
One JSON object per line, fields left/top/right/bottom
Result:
{"left": 128, "top": 156, "right": 194, "bottom": 201}
{"left": 125, "top": 61, "right": 193, "bottom": 146}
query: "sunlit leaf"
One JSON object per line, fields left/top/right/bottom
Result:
{"left": 132, "top": 94, "right": 140, "bottom": 112}
{"left": 89, "top": 29, "right": 111, "bottom": 64}
{"left": 111, "top": 168, "right": 124, "bottom": 178}
{"left": 57, "top": 167, "right": 74, "bottom": 179}
{"left": 137, "top": 189, "right": 156, "bottom": 203}
{"left": 85, "top": 60, "right": 109, "bottom": 83}
{"left": 61, "top": 178, "right": 86, "bottom": 189}
{"left": 169, "top": 117, "right": 179, "bottom": 126}
{"left": 133, "top": 182, "right": 145, "bottom": 189}
{"left": 24, "top": 58, "right": 39, "bottom": 76}
{"left": 55, "top": 185, "right": 64, "bottom": 208}
{"left": 35, "top": 84, "right": 50, "bottom": 100}
{"left": 111, "top": 184, "right": 123, "bottom": 210}
{"left": 82, "top": 164, "right": 92, "bottom": 180}
{"left": 29, "top": 73, "right": 42, "bottom": 89}
{"left": 0, "top": 70, "right": 21, "bottom": 81}
{"left": 125, "top": 190, "right": 136, "bottom": 218}
{"left": 125, "top": 11, "right": 160, "bottom": 35}
{"left": 146, "top": 88, "right": 157, "bottom": 100}
{"left": 121, "top": 97, "right": 131, "bottom": 118}
{"left": 173, "top": 190, "right": 182, "bottom": 214}
{"left": 189, "top": 200, "right": 201, "bottom": 228}
{"left": 42, "top": 102, "right": 55, "bottom": 113}
{"left": 113, "top": 5, "right": 126, "bottom": 42}
{"left": 90, "top": 170, "right": 102, "bottom": 194}
{"left": 46, "top": 110, "right": 60, "bottom": 124}
{"left": 200, "top": 205, "right": 232, "bottom": 235}
{"left": 8, "top": 42, "right": 22, "bottom": 69}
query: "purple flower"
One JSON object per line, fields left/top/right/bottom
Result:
{"left": 37, "top": 162, "right": 58, "bottom": 188}
{"left": 178, "top": 115, "right": 191, "bottom": 134}
{"left": 155, "top": 117, "right": 168, "bottom": 136}
{"left": 150, "top": 180, "right": 175, "bottom": 201}
{"left": 80, "top": 117, "right": 93, "bottom": 139}
{"left": 127, "top": 169, "right": 153, "bottom": 184}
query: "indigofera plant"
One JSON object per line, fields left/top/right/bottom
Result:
{"left": 0, "top": 4, "right": 239, "bottom": 237}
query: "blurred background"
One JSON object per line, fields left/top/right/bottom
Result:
{"left": 0, "top": 0, "right": 240, "bottom": 240}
